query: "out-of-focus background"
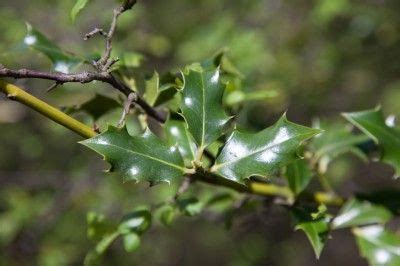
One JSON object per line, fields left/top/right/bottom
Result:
{"left": 0, "top": 0, "right": 399, "bottom": 265}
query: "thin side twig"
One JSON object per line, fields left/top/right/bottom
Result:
{"left": 0, "top": 67, "right": 167, "bottom": 123}
{"left": 118, "top": 92, "right": 137, "bottom": 127}
{"left": 94, "top": 0, "right": 137, "bottom": 71}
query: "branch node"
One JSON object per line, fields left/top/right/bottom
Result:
{"left": 47, "top": 81, "right": 62, "bottom": 92}
{"left": 118, "top": 92, "right": 137, "bottom": 127}
{"left": 84, "top": 28, "right": 106, "bottom": 40}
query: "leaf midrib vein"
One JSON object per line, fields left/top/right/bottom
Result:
{"left": 98, "top": 142, "right": 185, "bottom": 172}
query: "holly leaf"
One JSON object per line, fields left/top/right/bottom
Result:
{"left": 24, "top": 23, "right": 81, "bottom": 73}
{"left": 292, "top": 206, "right": 330, "bottom": 259}
{"left": 353, "top": 225, "right": 400, "bottom": 266}
{"left": 71, "top": 0, "right": 90, "bottom": 23}
{"left": 343, "top": 107, "right": 400, "bottom": 177}
{"left": 80, "top": 126, "right": 187, "bottom": 184}
{"left": 285, "top": 159, "right": 313, "bottom": 195}
{"left": 211, "top": 114, "right": 321, "bottom": 184}
{"left": 332, "top": 199, "right": 392, "bottom": 229}
{"left": 180, "top": 67, "right": 231, "bottom": 150}
{"left": 164, "top": 118, "right": 197, "bottom": 167}
{"left": 311, "top": 121, "right": 369, "bottom": 173}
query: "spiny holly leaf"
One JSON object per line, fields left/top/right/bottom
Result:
{"left": 24, "top": 23, "right": 81, "bottom": 73}
{"left": 285, "top": 159, "right": 313, "bottom": 195}
{"left": 80, "top": 126, "right": 187, "bottom": 184}
{"left": 180, "top": 66, "right": 231, "bottom": 150}
{"left": 71, "top": 0, "right": 91, "bottom": 23}
{"left": 353, "top": 225, "right": 400, "bottom": 266}
{"left": 292, "top": 206, "right": 331, "bottom": 259}
{"left": 311, "top": 121, "right": 369, "bottom": 173}
{"left": 211, "top": 114, "right": 321, "bottom": 184}
{"left": 332, "top": 199, "right": 392, "bottom": 229}
{"left": 164, "top": 118, "right": 197, "bottom": 167}
{"left": 343, "top": 107, "right": 400, "bottom": 177}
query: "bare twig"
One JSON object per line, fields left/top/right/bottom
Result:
{"left": 0, "top": 67, "right": 166, "bottom": 123}
{"left": 84, "top": 28, "right": 106, "bottom": 40}
{"left": 174, "top": 176, "right": 193, "bottom": 200}
{"left": 118, "top": 92, "right": 136, "bottom": 127}
{"left": 94, "top": 0, "right": 138, "bottom": 71}
{"left": 46, "top": 81, "right": 61, "bottom": 92}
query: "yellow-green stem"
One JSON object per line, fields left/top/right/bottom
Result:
{"left": 0, "top": 80, "right": 96, "bottom": 139}
{"left": 249, "top": 182, "right": 295, "bottom": 203}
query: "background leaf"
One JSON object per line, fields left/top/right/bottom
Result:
{"left": 71, "top": 0, "right": 91, "bottom": 23}
{"left": 332, "top": 199, "right": 392, "bottom": 229}
{"left": 64, "top": 94, "right": 121, "bottom": 121}
{"left": 24, "top": 23, "right": 81, "bottom": 73}
{"left": 292, "top": 206, "right": 330, "bottom": 259}
{"left": 343, "top": 107, "right": 400, "bottom": 176}
{"left": 311, "top": 121, "right": 369, "bottom": 173}
{"left": 353, "top": 225, "right": 400, "bottom": 266}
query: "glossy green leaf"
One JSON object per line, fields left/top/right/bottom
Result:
{"left": 343, "top": 107, "right": 400, "bottom": 176}
{"left": 332, "top": 199, "right": 392, "bottom": 229}
{"left": 71, "top": 0, "right": 90, "bottom": 23}
{"left": 164, "top": 118, "right": 197, "bottom": 167}
{"left": 311, "top": 121, "right": 369, "bottom": 172}
{"left": 24, "top": 23, "right": 81, "bottom": 73}
{"left": 80, "top": 126, "right": 187, "bottom": 184}
{"left": 119, "top": 208, "right": 152, "bottom": 234}
{"left": 353, "top": 225, "right": 400, "bottom": 266}
{"left": 123, "top": 233, "right": 141, "bottom": 252}
{"left": 180, "top": 67, "right": 231, "bottom": 150}
{"left": 285, "top": 159, "right": 313, "bottom": 195}
{"left": 292, "top": 206, "right": 331, "bottom": 259}
{"left": 211, "top": 114, "right": 321, "bottom": 184}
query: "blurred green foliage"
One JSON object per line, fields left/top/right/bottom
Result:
{"left": 1, "top": 0, "right": 400, "bottom": 265}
